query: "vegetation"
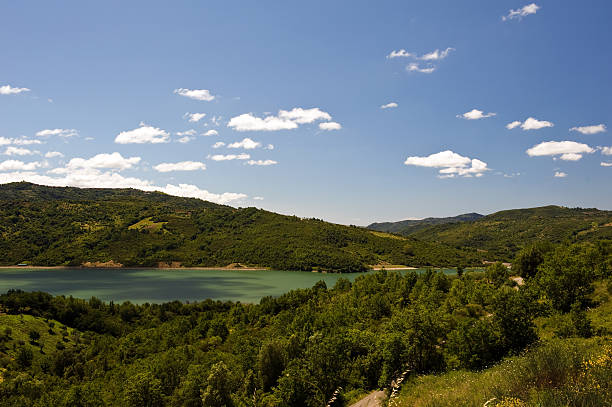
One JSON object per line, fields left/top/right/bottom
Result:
{"left": 0, "top": 240, "right": 609, "bottom": 406}
{"left": 369, "top": 205, "right": 612, "bottom": 261}
{"left": 368, "top": 213, "right": 483, "bottom": 235}
{"left": 0, "top": 182, "right": 481, "bottom": 271}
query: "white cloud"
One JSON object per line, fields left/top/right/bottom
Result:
{"left": 228, "top": 138, "right": 261, "bottom": 149}
{"left": 115, "top": 123, "right": 170, "bottom": 144}
{"left": 36, "top": 128, "right": 78, "bottom": 138}
{"left": 177, "top": 136, "right": 193, "bottom": 143}
{"left": 559, "top": 153, "right": 583, "bottom": 161}
{"left": 51, "top": 152, "right": 140, "bottom": 174}
{"left": 507, "top": 117, "right": 554, "bottom": 131}
{"left": 153, "top": 161, "right": 206, "bottom": 172}
{"left": 601, "top": 146, "right": 612, "bottom": 155}
{"left": 174, "top": 88, "right": 215, "bottom": 101}
{"left": 404, "top": 150, "right": 488, "bottom": 178}
{"left": 176, "top": 129, "right": 197, "bottom": 137}
{"left": 381, "top": 102, "right": 398, "bottom": 109}
{"left": 0, "top": 160, "right": 40, "bottom": 171}
{"left": 227, "top": 113, "right": 298, "bottom": 132}
{"left": 407, "top": 63, "right": 435, "bottom": 74}
{"left": 210, "top": 116, "right": 222, "bottom": 126}
{"left": 203, "top": 129, "right": 219, "bottom": 137}
{"left": 506, "top": 121, "right": 522, "bottom": 130}
{"left": 265, "top": 144, "right": 274, "bottom": 150}
{"left": 278, "top": 107, "right": 332, "bottom": 124}
{"left": 387, "top": 49, "right": 413, "bottom": 59}
{"left": 159, "top": 183, "right": 246, "bottom": 204}
{"left": 3, "top": 147, "right": 34, "bottom": 156}
{"left": 526, "top": 141, "right": 595, "bottom": 160}
{"left": 570, "top": 124, "right": 606, "bottom": 135}
{"left": 12, "top": 138, "right": 42, "bottom": 145}
{"left": 0, "top": 138, "right": 11, "bottom": 146}
{"left": 319, "top": 122, "right": 342, "bottom": 131}
{"left": 184, "top": 112, "right": 206, "bottom": 123}
{"left": 209, "top": 154, "right": 250, "bottom": 161}
{"left": 503, "top": 3, "right": 540, "bottom": 21}
{"left": 246, "top": 160, "right": 277, "bottom": 166}
{"left": 457, "top": 109, "right": 496, "bottom": 120}
{"left": 0, "top": 84, "right": 30, "bottom": 95}
{"left": 212, "top": 142, "right": 225, "bottom": 149}
{"left": 554, "top": 171, "right": 567, "bottom": 178}
{"left": 601, "top": 162, "right": 612, "bottom": 167}
{"left": 44, "top": 151, "right": 64, "bottom": 158}
{"left": 253, "top": 196, "right": 264, "bottom": 200}
{"left": 420, "top": 48, "right": 454, "bottom": 61}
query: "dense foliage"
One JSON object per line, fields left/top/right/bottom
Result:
{"left": 0, "top": 240, "right": 609, "bottom": 406}
{"left": 367, "top": 213, "right": 483, "bottom": 235}
{"left": 370, "top": 205, "right": 612, "bottom": 261}
{"left": 0, "top": 182, "right": 480, "bottom": 271}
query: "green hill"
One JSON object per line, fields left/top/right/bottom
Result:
{"left": 371, "top": 206, "right": 612, "bottom": 261}
{"left": 0, "top": 182, "right": 480, "bottom": 271}
{"left": 368, "top": 213, "right": 483, "bottom": 235}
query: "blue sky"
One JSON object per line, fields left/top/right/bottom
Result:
{"left": 1, "top": 1, "right": 611, "bottom": 224}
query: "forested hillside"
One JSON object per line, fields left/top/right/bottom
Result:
{"left": 368, "top": 213, "right": 483, "bottom": 235}
{"left": 370, "top": 206, "right": 612, "bottom": 261}
{"left": 0, "top": 240, "right": 610, "bottom": 406}
{"left": 0, "top": 182, "right": 480, "bottom": 271}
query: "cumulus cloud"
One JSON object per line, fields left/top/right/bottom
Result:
{"left": 177, "top": 136, "right": 193, "bottom": 143}
{"left": 3, "top": 147, "right": 34, "bottom": 156}
{"left": 404, "top": 150, "right": 488, "bottom": 178}
{"left": 601, "top": 162, "right": 612, "bottom": 167}
{"left": 173, "top": 88, "right": 215, "bottom": 101}
{"left": 319, "top": 122, "right": 342, "bottom": 131}
{"left": 570, "top": 124, "right": 606, "bottom": 135}
{"left": 457, "top": 109, "right": 496, "bottom": 120}
{"left": 0, "top": 84, "right": 30, "bottom": 95}
{"left": 278, "top": 108, "right": 332, "bottom": 124}
{"left": 526, "top": 141, "right": 595, "bottom": 161}
{"left": 246, "top": 160, "right": 277, "bottom": 166}
{"left": 0, "top": 160, "right": 40, "bottom": 171}
{"left": 387, "top": 49, "right": 413, "bottom": 59}
{"left": 503, "top": 3, "right": 540, "bottom": 21}
{"left": 507, "top": 117, "right": 554, "bottom": 131}
{"left": 506, "top": 121, "right": 522, "bottom": 130}
{"left": 554, "top": 171, "right": 567, "bottom": 178}
{"left": 253, "top": 196, "right": 264, "bottom": 200}
{"left": 203, "top": 129, "right": 219, "bottom": 137}
{"left": 50, "top": 152, "right": 140, "bottom": 174}
{"left": 381, "top": 102, "right": 398, "bottom": 109}
{"left": 228, "top": 138, "right": 261, "bottom": 149}
{"left": 227, "top": 113, "right": 297, "bottom": 132}
{"left": 601, "top": 146, "right": 612, "bottom": 155}
{"left": 209, "top": 154, "right": 250, "bottom": 161}
{"left": 115, "top": 123, "right": 170, "bottom": 144}
{"left": 265, "top": 144, "right": 274, "bottom": 150}
{"left": 184, "top": 112, "right": 206, "bottom": 123}
{"left": 212, "top": 142, "right": 225, "bottom": 149}
{"left": 44, "top": 151, "right": 64, "bottom": 158}
{"left": 36, "top": 128, "right": 78, "bottom": 138}
{"left": 153, "top": 161, "right": 206, "bottom": 172}
{"left": 176, "top": 129, "right": 197, "bottom": 137}
{"left": 407, "top": 63, "right": 435, "bottom": 74}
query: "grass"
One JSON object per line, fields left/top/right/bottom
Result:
{"left": 127, "top": 217, "right": 167, "bottom": 232}
{"left": 393, "top": 338, "right": 611, "bottom": 407}
{"left": 0, "top": 314, "right": 80, "bottom": 365}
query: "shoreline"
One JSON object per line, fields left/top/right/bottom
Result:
{"left": 0, "top": 265, "right": 272, "bottom": 271}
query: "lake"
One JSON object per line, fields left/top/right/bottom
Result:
{"left": 0, "top": 268, "right": 458, "bottom": 304}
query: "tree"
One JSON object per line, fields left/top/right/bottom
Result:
{"left": 201, "top": 361, "right": 234, "bottom": 407}
{"left": 513, "top": 242, "right": 552, "bottom": 279}
{"left": 258, "top": 340, "right": 287, "bottom": 391}
{"left": 28, "top": 329, "right": 41, "bottom": 342}
{"left": 485, "top": 262, "right": 509, "bottom": 287}
{"left": 124, "top": 372, "right": 164, "bottom": 407}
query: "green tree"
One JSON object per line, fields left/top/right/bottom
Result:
{"left": 124, "top": 372, "right": 164, "bottom": 407}
{"left": 201, "top": 361, "right": 234, "bottom": 407}
{"left": 485, "top": 262, "right": 509, "bottom": 287}
{"left": 258, "top": 340, "right": 287, "bottom": 391}
{"left": 513, "top": 242, "right": 552, "bottom": 279}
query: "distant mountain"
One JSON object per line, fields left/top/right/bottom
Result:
{"left": 373, "top": 205, "right": 612, "bottom": 260}
{"left": 0, "top": 182, "right": 481, "bottom": 271}
{"left": 368, "top": 213, "right": 483, "bottom": 235}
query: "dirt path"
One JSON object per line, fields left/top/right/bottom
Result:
{"left": 349, "top": 390, "right": 386, "bottom": 407}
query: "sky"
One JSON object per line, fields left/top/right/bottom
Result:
{"left": 1, "top": 1, "right": 611, "bottom": 225}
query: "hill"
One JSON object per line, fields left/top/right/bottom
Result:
{"left": 370, "top": 206, "right": 612, "bottom": 261}
{"left": 0, "top": 182, "right": 480, "bottom": 271}
{"left": 368, "top": 213, "right": 483, "bottom": 235}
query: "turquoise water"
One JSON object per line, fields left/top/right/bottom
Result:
{"left": 0, "top": 268, "right": 456, "bottom": 304}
